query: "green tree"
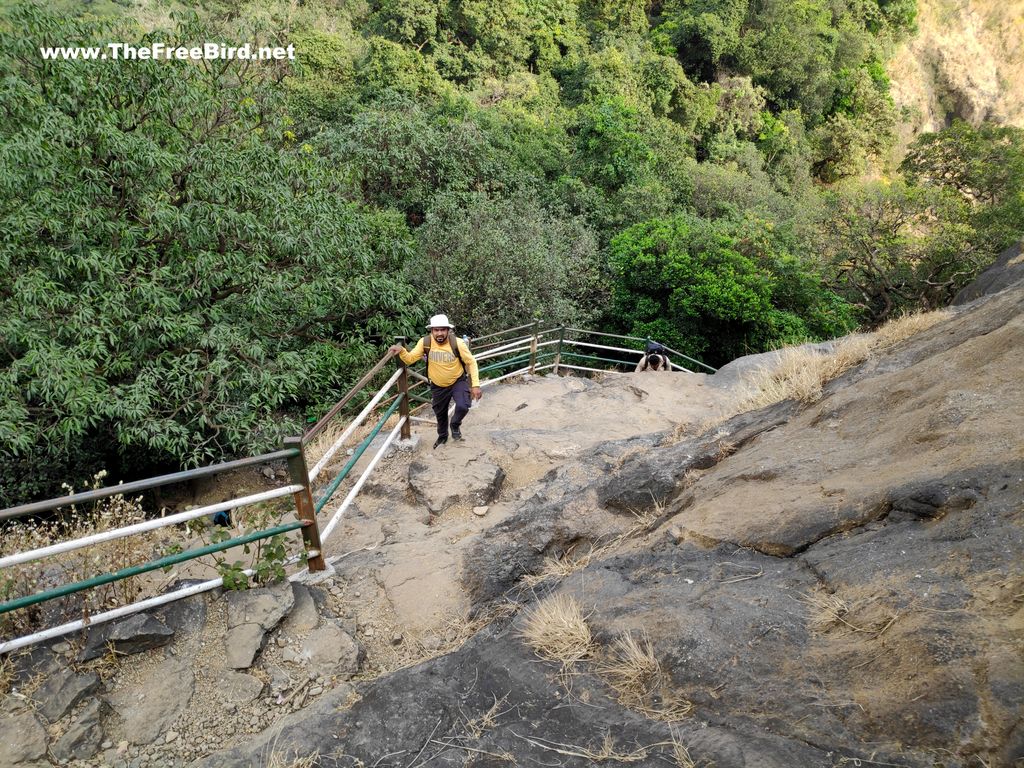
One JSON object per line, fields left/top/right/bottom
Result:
{"left": 0, "top": 7, "right": 421, "bottom": 504}
{"left": 818, "top": 181, "right": 979, "bottom": 324}
{"left": 607, "top": 214, "right": 852, "bottom": 365}
{"left": 410, "top": 192, "right": 604, "bottom": 336}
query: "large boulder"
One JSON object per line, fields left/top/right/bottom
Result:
{"left": 953, "top": 241, "right": 1024, "bottom": 305}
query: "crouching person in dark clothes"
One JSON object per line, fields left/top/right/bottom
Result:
{"left": 389, "top": 314, "right": 482, "bottom": 449}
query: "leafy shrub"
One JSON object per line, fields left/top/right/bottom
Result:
{"left": 607, "top": 214, "right": 855, "bottom": 365}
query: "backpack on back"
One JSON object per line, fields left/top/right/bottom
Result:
{"left": 422, "top": 334, "right": 468, "bottom": 380}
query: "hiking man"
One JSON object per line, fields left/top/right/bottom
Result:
{"left": 389, "top": 314, "right": 482, "bottom": 449}
{"left": 635, "top": 341, "right": 671, "bottom": 372}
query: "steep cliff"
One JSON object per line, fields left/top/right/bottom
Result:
{"left": 889, "top": 0, "right": 1024, "bottom": 138}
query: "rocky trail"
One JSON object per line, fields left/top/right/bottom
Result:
{"left": 2, "top": 272, "right": 1023, "bottom": 768}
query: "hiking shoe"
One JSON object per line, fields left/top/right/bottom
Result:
{"left": 433, "top": 436, "right": 448, "bottom": 449}
{"left": 452, "top": 429, "right": 463, "bottom": 442}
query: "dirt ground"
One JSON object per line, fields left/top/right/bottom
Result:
{"left": 44, "top": 369, "right": 738, "bottom": 766}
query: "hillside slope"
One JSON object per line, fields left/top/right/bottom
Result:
{"left": 194, "top": 274, "right": 1024, "bottom": 766}
{"left": 889, "top": 0, "right": 1024, "bottom": 135}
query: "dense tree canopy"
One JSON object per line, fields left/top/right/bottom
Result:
{"left": 1, "top": 0, "right": 1018, "bottom": 504}
{"left": 0, "top": 7, "right": 422, "bottom": 503}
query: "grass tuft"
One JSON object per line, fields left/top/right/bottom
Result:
{"left": 597, "top": 630, "right": 694, "bottom": 722}
{"left": 518, "top": 593, "right": 594, "bottom": 666}
{"left": 736, "top": 308, "right": 951, "bottom": 412}
{"left": 598, "top": 631, "right": 662, "bottom": 702}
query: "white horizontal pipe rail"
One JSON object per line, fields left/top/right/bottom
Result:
{"left": 473, "top": 336, "right": 533, "bottom": 359}
{"left": 320, "top": 416, "right": 407, "bottom": 544}
{"left": 566, "top": 339, "right": 644, "bottom": 356}
{"left": 566, "top": 339, "right": 700, "bottom": 372}
{"left": 0, "top": 486, "right": 302, "bottom": 571}
{"left": 475, "top": 343, "right": 533, "bottom": 363}
{"left": 308, "top": 367, "right": 403, "bottom": 483}
{"left": 564, "top": 327, "right": 650, "bottom": 344}
{"left": 471, "top": 326, "right": 559, "bottom": 353}
{"left": 480, "top": 365, "right": 533, "bottom": 386}
{"left": 0, "top": 569, "right": 254, "bottom": 655}
{"left": 558, "top": 363, "right": 628, "bottom": 375}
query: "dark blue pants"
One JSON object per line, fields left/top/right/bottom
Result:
{"left": 431, "top": 376, "right": 471, "bottom": 438}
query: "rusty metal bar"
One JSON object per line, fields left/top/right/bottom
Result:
{"left": 283, "top": 436, "right": 325, "bottom": 572}
{"left": 303, "top": 350, "right": 397, "bottom": 444}
{"left": 0, "top": 449, "right": 301, "bottom": 522}
{"left": 396, "top": 337, "right": 411, "bottom": 441}
{"left": 528, "top": 322, "right": 539, "bottom": 373}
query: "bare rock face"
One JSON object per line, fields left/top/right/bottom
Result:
{"left": 889, "top": 0, "right": 1024, "bottom": 133}
{"left": 0, "top": 710, "right": 48, "bottom": 767}
{"left": 408, "top": 453, "right": 505, "bottom": 514}
{"left": 225, "top": 580, "right": 295, "bottom": 669}
{"left": 105, "top": 657, "right": 195, "bottom": 745}
{"left": 954, "top": 241, "right": 1024, "bottom": 305}
{"left": 198, "top": 278, "right": 1024, "bottom": 768}
{"left": 31, "top": 667, "right": 100, "bottom": 722}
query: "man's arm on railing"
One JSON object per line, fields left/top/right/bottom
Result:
{"left": 389, "top": 337, "right": 425, "bottom": 365}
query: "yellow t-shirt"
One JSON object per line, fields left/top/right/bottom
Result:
{"left": 399, "top": 336, "right": 479, "bottom": 388}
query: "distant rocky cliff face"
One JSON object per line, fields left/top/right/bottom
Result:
{"left": 889, "top": 0, "right": 1024, "bottom": 138}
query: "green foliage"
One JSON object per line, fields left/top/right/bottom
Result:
{"left": 283, "top": 29, "right": 363, "bottom": 124}
{"left": 818, "top": 180, "right": 979, "bottom": 324}
{"left": 901, "top": 121, "right": 1024, "bottom": 255}
{"left": 410, "top": 192, "right": 604, "bottom": 336}
{"left": 659, "top": 0, "right": 749, "bottom": 82}
{"left": 324, "top": 96, "right": 541, "bottom": 222}
{"left": 570, "top": 97, "right": 655, "bottom": 192}
{"left": 0, "top": 6, "right": 422, "bottom": 502}
{"left": 608, "top": 214, "right": 854, "bottom": 365}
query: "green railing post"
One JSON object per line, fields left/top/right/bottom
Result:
{"left": 553, "top": 326, "right": 565, "bottom": 375}
{"left": 528, "top": 322, "right": 539, "bottom": 373}
{"left": 395, "top": 336, "right": 411, "bottom": 441}
{"left": 284, "top": 436, "right": 325, "bottom": 572}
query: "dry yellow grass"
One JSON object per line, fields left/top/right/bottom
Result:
{"left": 802, "top": 591, "right": 899, "bottom": 637}
{"left": 597, "top": 631, "right": 694, "bottom": 722}
{"left": 803, "top": 591, "right": 853, "bottom": 633}
{"left": 872, "top": 308, "right": 951, "bottom": 349}
{"left": 0, "top": 656, "right": 14, "bottom": 695}
{"left": 0, "top": 481, "right": 177, "bottom": 640}
{"left": 736, "top": 309, "right": 951, "bottom": 412}
{"left": 598, "top": 631, "right": 662, "bottom": 700}
{"left": 265, "top": 747, "right": 320, "bottom": 768}
{"left": 521, "top": 544, "right": 604, "bottom": 588}
{"left": 670, "top": 735, "right": 698, "bottom": 768}
{"left": 518, "top": 593, "right": 594, "bottom": 665}
{"left": 463, "top": 693, "right": 510, "bottom": 738}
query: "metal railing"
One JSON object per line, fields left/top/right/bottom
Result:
{"left": 0, "top": 323, "right": 712, "bottom": 655}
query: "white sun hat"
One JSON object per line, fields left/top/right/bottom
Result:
{"left": 426, "top": 314, "right": 454, "bottom": 329}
